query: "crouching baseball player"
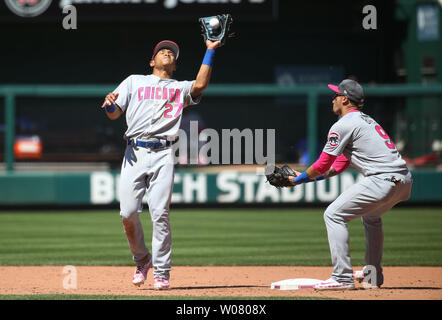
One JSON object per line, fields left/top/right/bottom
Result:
{"left": 266, "top": 79, "right": 413, "bottom": 290}
{"left": 100, "top": 39, "right": 220, "bottom": 290}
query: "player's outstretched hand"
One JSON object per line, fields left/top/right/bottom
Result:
{"left": 206, "top": 40, "right": 221, "bottom": 50}
{"left": 101, "top": 92, "right": 119, "bottom": 108}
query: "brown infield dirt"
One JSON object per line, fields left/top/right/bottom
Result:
{"left": 0, "top": 266, "right": 441, "bottom": 300}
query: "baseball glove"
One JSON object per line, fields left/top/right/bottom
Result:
{"left": 199, "top": 14, "right": 234, "bottom": 47}
{"left": 265, "top": 164, "right": 298, "bottom": 188}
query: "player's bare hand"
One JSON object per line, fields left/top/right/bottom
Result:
{"left": 289, "top": 176, "right": 297, "bottom": 186}
{"left": 287, "top": 171, "right": 302, "bottom": 186}
{"left": 206, "top": 40, "right": 221, "bottom": 50}
{"left": 101, "top": 92, "right": 119, "bottom": 108}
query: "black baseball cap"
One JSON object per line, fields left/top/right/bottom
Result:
{"left": 151, "top": 40, "right": 180, "bottom": 61}
{"left": 328, "top": 79, "right": 365, "bottom": 107}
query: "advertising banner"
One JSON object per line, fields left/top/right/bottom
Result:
{"left": 0, "top": 169, "right": 439, "bottom": 205}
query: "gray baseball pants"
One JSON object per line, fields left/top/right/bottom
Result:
{"left": 119, "top": 144, "right": 174, "bottom": 280}
{"left": 324, "top": 171, "right": 413, "bottom": 285}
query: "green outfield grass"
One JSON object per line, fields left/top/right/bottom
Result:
{"left": 0, "top": 208, "right": 441, "bottom": 266}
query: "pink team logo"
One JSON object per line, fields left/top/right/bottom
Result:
{"left": 328, "top": 132, "right": 340, "bottom": 148}
{"left": 5, "top": 0, "right": 52, "bottom": 18}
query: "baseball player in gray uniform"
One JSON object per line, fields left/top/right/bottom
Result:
{"left": 289, "top": 79, "right": 413, "bottom": 290}
{"left": 100, "top": 39, "right": 220, "bottom": 290}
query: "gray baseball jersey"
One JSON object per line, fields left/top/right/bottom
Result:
{"left": 323, "top": 110, "right": 408, "bottom": 176}
{"left": 114, "top": 74, "right": 200, "bottom": 280}
{"left": 114, "top": 74, "right": 200, "bottom": 140}
{"left": 321, "top": 110, "right": 412, "bottom": 286}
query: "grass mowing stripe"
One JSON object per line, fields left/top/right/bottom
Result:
{"left": 0, "top": 208, "right": 440, "bottom": 266}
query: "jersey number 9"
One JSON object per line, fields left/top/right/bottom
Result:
{"left": 375, "top": 125, "right": 395, "bottom": 150}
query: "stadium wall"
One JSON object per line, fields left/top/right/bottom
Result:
{"left": 0, "top": 169, "right": 440, "bottom": 206}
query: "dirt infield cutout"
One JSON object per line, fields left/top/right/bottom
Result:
{"left": 0, "top": 266, "right": 441, "bottom": 300}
